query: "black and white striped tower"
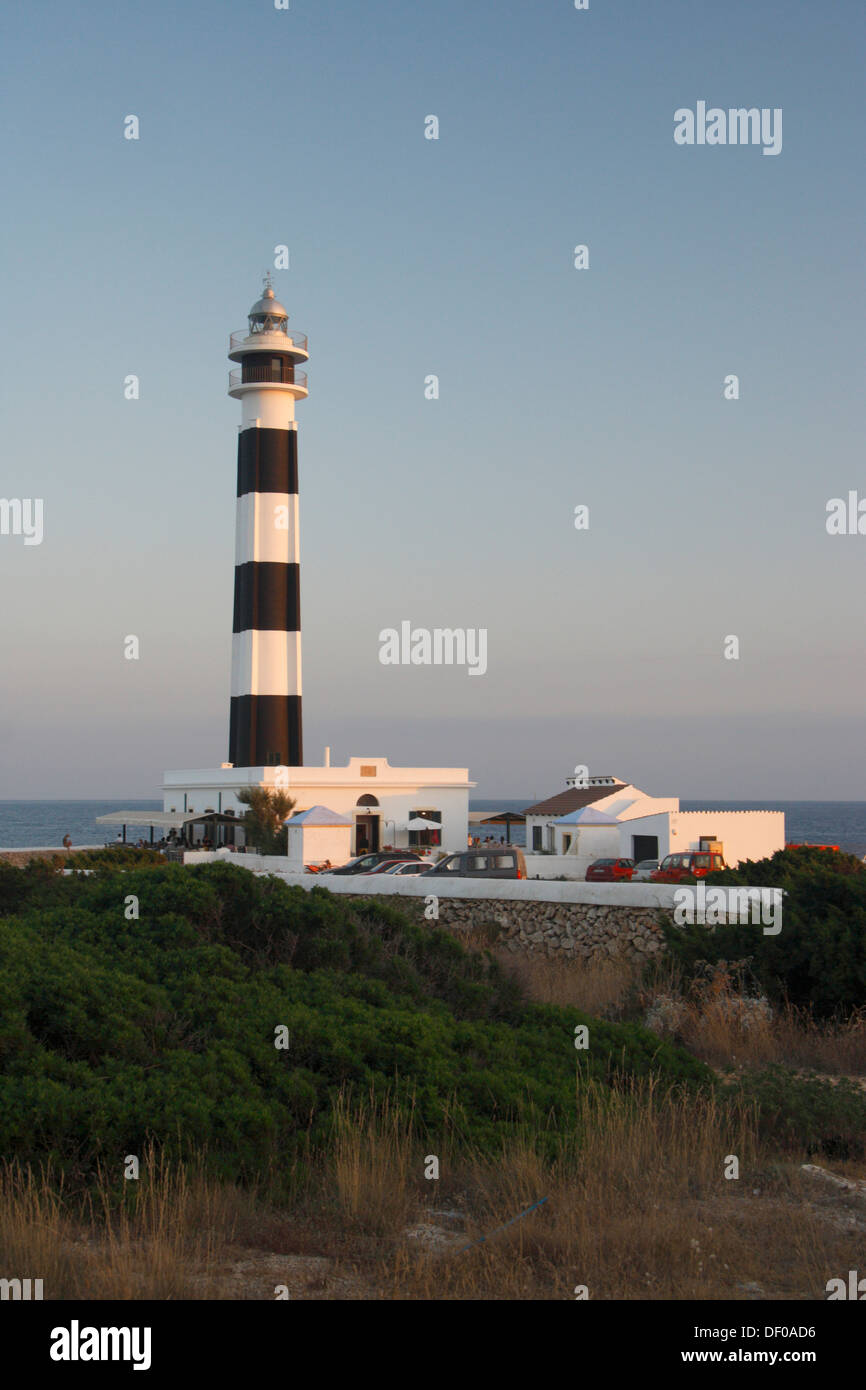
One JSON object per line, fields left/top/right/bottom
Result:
{"left": 227, "top": 278, "right": 309, "bottom": 767}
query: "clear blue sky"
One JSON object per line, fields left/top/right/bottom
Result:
{"left": 1, "top": 0, "right": 864, "bottom": 799}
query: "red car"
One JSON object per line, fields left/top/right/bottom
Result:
{"left": 651, "top": 851, "right": 726, "bottom": 883}
{"left": 585, "top": 857, "right": 635, "bottom": 882}
{"left": 785, "top": 842, "right": 839, "bottom": 852}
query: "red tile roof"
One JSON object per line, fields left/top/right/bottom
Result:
{"left": 523, "top": 787, "right": 614, "bottom": 817}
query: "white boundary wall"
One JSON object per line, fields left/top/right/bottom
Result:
{"left": 183, "top": 852, "right": 682, "bottom": 908}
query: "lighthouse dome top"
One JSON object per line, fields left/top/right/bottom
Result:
{"left": 248, "top": 279, "right": 289, "bottom": 334}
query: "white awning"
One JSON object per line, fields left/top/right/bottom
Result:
{"left": 95, "top": 811, "right": 199, "bottom": 830}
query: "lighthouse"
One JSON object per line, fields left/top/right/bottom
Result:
{"left": 160, "top": 279, "right": 471, "bottom": 858}
{"left": 227, "top": 278, "right": 309, "bottom": 768}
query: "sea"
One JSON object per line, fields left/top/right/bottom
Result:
{"left": 1, "top": 798, "right": 865, "bottom": 858}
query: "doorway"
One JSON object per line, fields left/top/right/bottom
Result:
{"left": 632, "top": 834, "right": 659, "bottom": 862}
{"left": 355, "top": 815, "right": 380, "bottom": 854}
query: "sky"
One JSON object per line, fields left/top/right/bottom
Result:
{"left": 0, "top": 0, "right": 864, "bottom": 801}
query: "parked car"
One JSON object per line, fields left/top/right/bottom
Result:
{"left": 326, "top": 850, "right": 422, "bottom": 876}
{"left": 424, "top": 847, "right": 527, "bottom": 879}
{"left": 585, "top": 858, "right": 635, "bottom": 882}
{"left": 357, "top": 859, "right": 427, "bottom": 876}
{"left": 786, "top": 842, "right": 840, "bottom": 852}
{"left": 381, "top": 861, "right": 431, "bottom": 876}
{"left": 631, "top": 858, "right": 659, "bottom": 881}
{"left": 651, "top": 851, "right": 726, "bottom": 883}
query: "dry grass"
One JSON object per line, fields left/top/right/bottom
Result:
{"left": 683, "top": 1001, "right": 866, "bottom": 1076}
{"left": 2, "top": 1087, "right": 863, "bottom": 1300}
{"left": 331, "top": 1090, "right": 423, "bottom": 1237}
{"left": 664, "top": 971, "right": 866, "bottom": 1077}
{"left": 3, "top": 967, "right": 863, "bottom": 1301}
{"left": 380, "top": 1079, "right": 860, "bottom": 1300}
{"left": 0, "top": 1148, "right": 238, "bottom": 1299}
{"left": 498, "top": 949, "right": 866, "bottom": 1076}
{"left": 495, "top": 948, "right": 642, "bottom": 1018}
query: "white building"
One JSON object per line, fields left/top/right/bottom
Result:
{"left": 284, "top": 806, "right": 353, "bottom": 866}
{"left": 163, "top": 755, "right": 472, "bottom": 857}
{"left": 524, "top": 772, "right": 784, "bottom": 876}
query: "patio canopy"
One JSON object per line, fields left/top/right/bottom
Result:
{"left": 474, "top": 809, "right": 525, "bottom": 843}
{"left": 96, "top": 811, "right": 197, "bottom": 831}
{"left": 96, "top": 811, "right": 242, "bottom": 826}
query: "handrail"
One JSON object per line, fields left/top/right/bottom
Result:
{"left": 230, "top": 328, "right": 308, "bottom": 354}
{"left": 229, "top": 368, "right": 308, "bottom": 391}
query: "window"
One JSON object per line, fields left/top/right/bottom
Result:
{"left": 562, "top": 834, "right": 572, "bottom": 854}
{"left": 532, "top": 826, "right": 542, "bottom": 851}
{"left": 409, "top": 808, "right": 441, "bottom": 848}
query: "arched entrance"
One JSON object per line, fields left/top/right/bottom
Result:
{"left": 354, "top": 795, "right": 380, "bottom": 854}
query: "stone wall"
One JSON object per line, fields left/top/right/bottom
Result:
{"left": 363, "top": 892, "right": 669, "bottom": 963}
{"left": 184, "top": 858, "right": 679, "bottom": 962}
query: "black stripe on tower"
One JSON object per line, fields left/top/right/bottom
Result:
{"left": 232, "top": 563, "right": 300, "bottom": 632}
{"left": 229, "top": 695, "right": 303, "bottom": 769}
{"left": 229, "top": 425, "right": 303, "bottom": 769}
{"left": 237, "top": 428, "right": 298, "bottom": 496}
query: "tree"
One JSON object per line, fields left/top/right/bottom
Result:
{"left": 236, "top": 786, "right": 296, "bottom": 855}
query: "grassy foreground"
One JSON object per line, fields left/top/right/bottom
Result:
{"left": 1, "top": 851, "right": 864, "bottom": 1299}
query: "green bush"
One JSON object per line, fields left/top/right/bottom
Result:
{"left": 727, "top": 1066, "right": 866, "bottom": 1159}
{"left": 660, "top": 848, "right": 866, "bottom": 1017}
{"left": 0, "top": 862, "right": 711, "bottom": 1182}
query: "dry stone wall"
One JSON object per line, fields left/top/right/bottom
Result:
{"left": 365, "top": 892, "right": 669, "bottom": 962}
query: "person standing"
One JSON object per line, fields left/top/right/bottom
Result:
{"left": 62, "top": 833, "right": 72, "bottom": 853}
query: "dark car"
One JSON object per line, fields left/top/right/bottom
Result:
{"left": 424, "top": 848, "right": 526, "bottom": 879}
{"left": 585, "top": 857, "right": 635, "bottom": 882}
{"left": 326, "top": 850, "right": 422, "bottom": 876}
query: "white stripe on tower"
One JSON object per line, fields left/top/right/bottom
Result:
{"left": 226, "top": 278, "right": 309, "bottom": 768}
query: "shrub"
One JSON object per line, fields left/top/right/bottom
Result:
{"left": 726, "top": 1066, "right": 866, "bottom": 1159}
{"left": 0, "top": 863, "right": 711, "bottom": 1184}
{"left": 660, "top": 848, "right": 866, "bottom": 1017}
